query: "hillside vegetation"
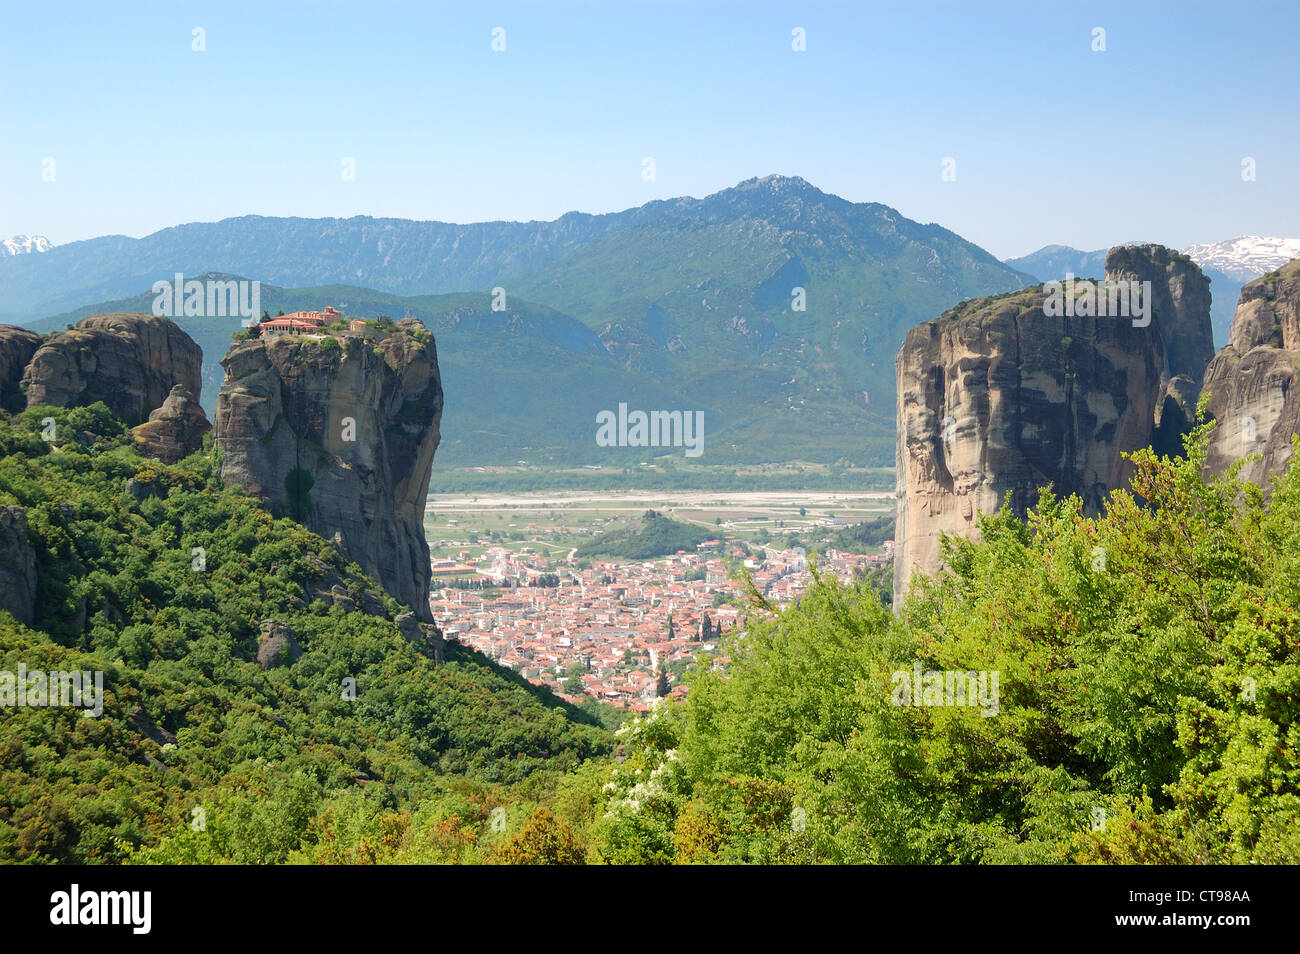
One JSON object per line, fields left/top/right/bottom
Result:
{"left": 0, "top": 405, "right": 609, "bottom": 864}
{"left": 581, "top": 423, "right": 1300, "bottom": 863}
{"left": 573, "top": 510, "right": 712, "bottom": 562}
{"left": 3, "top": 403, "right": 1295, "bottom": 864}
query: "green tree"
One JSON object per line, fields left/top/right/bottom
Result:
{"left": 493, "top": 807, "right": 585, "bottom": 865}
{"left": 284, "top": 467, "right": 314, "bottom": 521}
{"left": 562, "top": 664, "right": 586, "bottom": 695}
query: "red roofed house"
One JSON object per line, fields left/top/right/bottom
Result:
{"left": 262, "top": 306, "right": 343, "bottom": 336}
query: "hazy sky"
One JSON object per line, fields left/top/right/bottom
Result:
{"left": 2, "top": 0, "right": 1297, "bottom": 259}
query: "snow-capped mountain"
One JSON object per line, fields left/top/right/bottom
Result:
{"left": 2, "top": 235, "right": 53, "bottom": 256}
{"left": 1182, "top": 236, "right": 1300, "bottom": 283}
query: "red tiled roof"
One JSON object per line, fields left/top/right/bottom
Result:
{"left": 262, "top": 318, "right": 321, "bottom": 330}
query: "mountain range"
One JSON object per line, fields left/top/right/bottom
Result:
{"left": 15, "top": 180, "right": 1289, "bottom": 467}
{"left": 8, "top": 176, "right": 1037, "bottom": 466}
{"left": 1182, "top": 236, "right": 1300, "bottom": 282}
{"left": 1003, "top": 244, "right": 1111, "bottom": 282}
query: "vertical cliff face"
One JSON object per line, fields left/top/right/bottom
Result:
{"left": 0, "top": 506, "right": 37, "bottom": 625}
{"left": 214, "top": 320, "right": 443, "bottom": 619}
{"left": 1104, "top": 245, "right": 1215, "bottom": 449}
{"left": 21, "top": 313, "right": 204, "bottom": 426}
{"left": 1200, "top": 258, "right": 1300, "bottom": 490}
{"left": 1104, "top": 245, "right": 1215, "bottom": 383}
{"left": 894, "top": 245, "right": 1213, "bottom": 604}
{"left": 0, "top": 326, "right": 42, "bottom": 411}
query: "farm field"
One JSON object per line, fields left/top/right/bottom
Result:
{"left": 424, "top": 489, "right": 894, "bottom": 564}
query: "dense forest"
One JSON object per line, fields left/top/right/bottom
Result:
{"left": 0, "top": 405, "right": 608, "bottom": 864}
{"left": 604, "top": 422, "right": 1299, "bottom": 863}
{"left": 1, "top": 403, "right": 1296, "bottom": 863}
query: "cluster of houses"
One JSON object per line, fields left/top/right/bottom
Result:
{"left": 431, "top": 543, "right": 891, "bottom": 709}
{"left": 260, "top": 306, "right": 369, "bottom": 337}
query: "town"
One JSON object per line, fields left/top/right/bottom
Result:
{"left": 429, "top": 534, "right": 892, "bottom": 711}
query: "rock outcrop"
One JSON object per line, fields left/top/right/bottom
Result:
{"left": 256, "top": 619, "right": 303, "bottom": 669}
{"left": 395, "top": 609, "right": 446, "bottom": 661}
{"left": 0, "top": 506, "right": 37, "bottom": 625}
{"left": 132, "top": 385, "right": 211, "bottom": 463}
{"left": 1200, "top": 258, "right": 1300, "bottom": 490}
{"left": 22, "top": 313, "right": 203, "bottom": 426}
{"left": 1105, "top": 245, "right": 1215, "bottom": 451}
{"left": 214, "top": 319, "right": 442, "bottom": 619}
{"left": 894, "top": 245, "right": 1213, "bottom": 604}
{"left": 0, "top": 325, "right": 42, "bottom": 410}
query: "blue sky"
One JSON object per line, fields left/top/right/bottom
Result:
{"left": 2, "top": 0, "right": 1297, "bottom": 258}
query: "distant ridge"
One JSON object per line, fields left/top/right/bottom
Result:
{"left": 17, "top": 177, "right": 1037, "bottom": 466}
{"left": 1003, "top": 244, "right": 1109, "bottom": 281}
{"left": 1183, "top": 236, "right": 1300, "bottom": 283}
{"left": 0, "top": 176, "right": 1029, "bottom": 325}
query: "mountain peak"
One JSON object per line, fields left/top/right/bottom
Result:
{"left": 722, "top": 174, "right": 822, "bottom": 198}
{"left": 3, "top": 235, "right": 53, "bottom": 256}
{"left": 1182, "top": 236, "right": 1300, "bottom": 283}
{"left": 693, "top": 175, "right": 846, "bottom": 222}
{"left": 747, "top": 173, "right": 813, "bottom": 188}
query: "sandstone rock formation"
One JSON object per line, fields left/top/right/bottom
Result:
{"left": 1200, "top": 258, "right": 1300, "bottom": 490}
{"left": 132, "top": 385, "right": 211, "bottom": 463}
{"left": 123, "top": 476, "right": 166, "bottom": 502}
{"left": 22, "top": 313, "right": 203, "bottom": 425}
{"left": 214, "top": 319, "right": 442, "bottom": 619}
{"left": 0, "top": 506, "right": 37, "bottom": 625}
{"left": 396, "top": 609, "right": 446, "bottom": 662}
{"left": 1104, "top": 245, "right": 1215, "bottom": 381}
{"left": 0, "top": 325, "right": 42, "bottom": 410}
{"left": 297, "top": 553, "right": 383, "bottom": 615}
{"left": 894, "top": 245, "right": 1213, "bottom": 604}
{"left": 256, "top": 619, "right": 302, "bottom": 669}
